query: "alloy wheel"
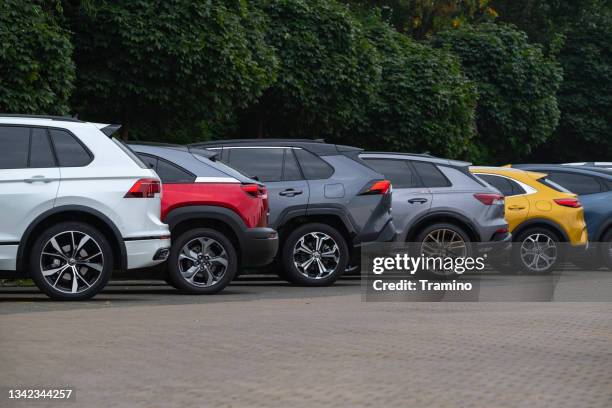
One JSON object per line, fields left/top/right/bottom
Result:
{"left": 178, "top": 237, "right": 228, "bottom": 287}
{"left": 520, "top": 233, "right": 557, "bottom": 272}
{"left": 420, "top": 228, "right": 468, "bottom": 276}
{"left": 293, "top": 232, "right": 340, "bottom": 280}
{"left": 40, "top": 231, "right": 104, "bottom": 294}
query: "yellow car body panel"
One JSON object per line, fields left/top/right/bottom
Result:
{"left": 470, "top": 167, "right": 588, "bottom": 247}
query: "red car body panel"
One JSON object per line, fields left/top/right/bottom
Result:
{"left": 161, "top": 183, "right": 269, "bottom": 228}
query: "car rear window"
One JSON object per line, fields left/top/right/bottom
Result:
{"left": 294, "top": 149, "right": 334, "bottom": 180}
{"left": 362, "top": 158, "right": 421, "bottom": 188}
{"left": 538, "top": 177, "right": 571, "bottom": 193}
{"left": 412, "top": 161, "right": 451, "bottom": 187}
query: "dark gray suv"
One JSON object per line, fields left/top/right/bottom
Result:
{"left": 191, "top": 139, "right": 395, "bottom": 285}
{"left": 359, "top": 153, "right": 510, "bottom": 261}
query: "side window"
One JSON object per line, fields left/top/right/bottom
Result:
{"left": 226, "top": 148, "right": 284, "bottom": 182}
{"left": 283, "top": 149, "right": 303, "bottom": 181}
{"left": 601, "top": 178, "right": 612, "bottom": 191}
{"left": 137, "top": 154, "right": 158, "bottom": 170}
{"left": 30, "top": 128, "right": 56, "bottom": 168}
{"left": 156, "top": 158, "right": 195, "bottom": 183}
{"left": 546, "top": 172, "right": 602, "bottom": 195}
{"left": 412, "top": 161, "right": 451, "bottom": 188}
{"left": 507, "top": 178, "right": 527, "bottom": 195}
{"left": 294, "top": 148, "right": 334, "bottom": 180}
{"left": 477, "top": 174, "right": 514, "bottom": 196}
{"left": 49, "top": 129, "right": 92, "bottom": 167}
{"left": 0, "top": 126, "right": 29, "bottom": 169}
{"left": 363, "top": 159, "right": 421, "bottom": 189}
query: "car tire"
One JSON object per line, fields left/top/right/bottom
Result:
{"left": 598, "top": 229, "right": 612, "bottom": 270}
{"left": 168, "top": 228, "right": 237, "bottom": 294}
{"left": 282, "top": 223, "right": 349, "bottom": 286}
{"left": 414, "top": 223, "right": 473, "bottom": 279}
{"left": 511, "top": 228, "right": 561, "bottom": 275}
{"left": 30, "top": 222, "right": 113, "bottom": 300}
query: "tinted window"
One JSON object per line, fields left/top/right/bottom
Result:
{"left": 478, "top": 174, "right": 514, "bottom": 196}
{"left": 363, "top": 159, "right": 421, "bottom": 189}
{"left": 539, "top": 177, "right": 571, "bottom": 193}
{"left": 507, "top": 178, "right": 526, "bottom": 195}
{"left": 546, "top": 172, "right": 602, "bottom": 195}
{"left": 137, "top": 154, "right": 158, "bottom": 170}
{"left": 50, "top": 129, "right": 92, "bottom": 167}
{"left": 156, "top": 159, "right": 195, "bottom": 183}
{"left": 30, "top": 128, "right": 56, "bottom": 168}
{"left": 227, "top": 148, "right": 284, "bottom": 182}
{"left": 294, "top": 149, "right": 334, "bottom": 180}
{"left": 601, "top": 179, "right": 612, "bottom": 191}
{"left": 0, "top": 126, "right": 29, "bottom": 169}
{"left": 283, "top": 149, "right": 303, "bottom": 181}
{"left": 412, "top": 161, "right": 451, "bottom": 187}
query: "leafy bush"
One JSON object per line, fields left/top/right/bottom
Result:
{"left": 0, "top": 0, "right": 75, "bottom": 114}
{"left": 546, "top": 14, "right": 612, "bottom": 160}
{"left": 354, "top": 15, "right": 477, "bottom": 158}
{"left": 432, "top": 23, "right": 563, "bottom": 163}
{"left": 65, "top": 0, "right": 277, "bottom": 141}
{"left": 241, "top": 0, "right": 380, "bottom": 139}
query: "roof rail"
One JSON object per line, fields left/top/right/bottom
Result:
{"left": 0, "top": 114, "right": 83, "bottom": 123}
{"left": 190, "top": 138, "right": 326, "bottom": 146}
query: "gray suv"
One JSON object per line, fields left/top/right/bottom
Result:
{"left": 191, "top": 139, "right": 395, "bottom": 285}
{"left": 359, "top": 153, "right": 510, "bottom": 260}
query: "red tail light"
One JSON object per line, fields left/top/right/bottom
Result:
{"left": 474, "top": 193, "right": 504, "bottom": 205}
{"left": 360, "top": 180, "right": 391, "bottom": 195}
{"left": 554, "top": 198, "right": 581, "bottom": 208}
{"left": 124, "top": 178, "right": 161, "bottom": 198}
{"left": 242, "top": 184, "right": 266, "bottom": 198}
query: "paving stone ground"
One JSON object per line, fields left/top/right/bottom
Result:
{"left": 1, "top": 275, "right": 611, "bottom": 408}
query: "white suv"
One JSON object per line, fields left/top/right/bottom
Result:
{"left": 0, "top": 115, "right": 171, "bottom": 300}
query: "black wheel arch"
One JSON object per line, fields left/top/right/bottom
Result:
{"left": 512, "top": 218, "right": 568, "bottom": 242}
{"left": 404, "top": 211, "right": 481, "bottom": 243}
{"left": 17, "top": 205, "right": 127, "bottom": 274}
{"left": 594, "top": 218, "right": 612, "bottom": 242}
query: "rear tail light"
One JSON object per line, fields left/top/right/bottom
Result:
{"left": 124, "top": 178, "right": 161, "bottom": 198}
{"left": 474, "top": 193, "right": 504, "bottom": 205}
{"left": 242, "top": 183, "right": 266, "bottom": 198}
{"left": 360, "top": 180, "right": 391, "bottom": 195}
{"left": 554, "top": 198, "right": 581, "bottom": 208}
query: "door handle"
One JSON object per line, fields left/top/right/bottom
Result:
{"left": 279, "top": 189, "right": 303, "bottom": 197}
{"left": 24, "top": 175, "right": 53, "bottom": 184}
{"left": 508, "top": 205, "right": 526, "bottom": 210}
{"left": 408, "top": 198, "right": 428, "bottom": 204}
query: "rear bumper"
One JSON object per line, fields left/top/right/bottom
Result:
{"left": 476, "top": 231, "right": 512, "bottom": 257}
{"left": 240, "top": 228, "right": 279, "bottom": 267}
{"left": 125, "top": 237, "right": 171, "bottom": 269}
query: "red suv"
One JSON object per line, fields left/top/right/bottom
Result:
{"left": 130, "top": 143, "right": 278, "bottom": 294}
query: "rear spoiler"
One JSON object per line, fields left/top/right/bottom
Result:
{"left": 100, "top": 124, "right": 122, "bottom": 137}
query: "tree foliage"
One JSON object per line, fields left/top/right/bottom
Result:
{"left": 0, "top": 0, "right": 75, "bottom": 114}
{"left": 352, "top": 14, "right": 477, "bottom": 157}
{"left": 64, "top": 0, "right": 277, "bottom": 141}
{"left": 344, "top": 0, "right": 498, "bottom": 38}
{"left": 432, "top": 23, "right": 562, "bottom": 163}
{"left": 536, "top": 14, "right": 612, "bottom": 159}
{"left": 240, "top": 0, "right": 380, "bottom": 139}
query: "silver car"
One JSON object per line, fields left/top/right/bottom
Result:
{"left": 359, "top": 153, "right": 510, "bottom": 258}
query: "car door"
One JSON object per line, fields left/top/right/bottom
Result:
{"left": 476, "top": 173, "right": 529, "bottom": 231}
{"left": 223, "top": 147, "right": 309, "bottom": 228}
{"left": 362, "top": 158, "right": 432, "bottom": 238}
{"left": 0, "top": 126, "right": 60, "bottom": 245}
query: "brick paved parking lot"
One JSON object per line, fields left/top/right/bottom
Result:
{"left": 1, "top": 272, "right": 611, "bottom": 408}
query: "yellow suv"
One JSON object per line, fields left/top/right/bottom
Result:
{"left": 470, "top": 167, "right": 588, "bottom": 274}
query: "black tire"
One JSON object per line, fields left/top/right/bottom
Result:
{"left": 598, "top": 229, "right": 612, "bottom": 270}
{"left": 511, "top": 228, "right": 561, "bottom": 275}
{"left": 29, "top": 222, "right": 113, "bottom": 300}
{"left": 167, "top": 228, "right": 237, "bottom": 294}
{"left": 414, "top": 222, "right": 472, "bottom": 279}
{"left": 281, "top": 223, "right": 349, "bottom": 286}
